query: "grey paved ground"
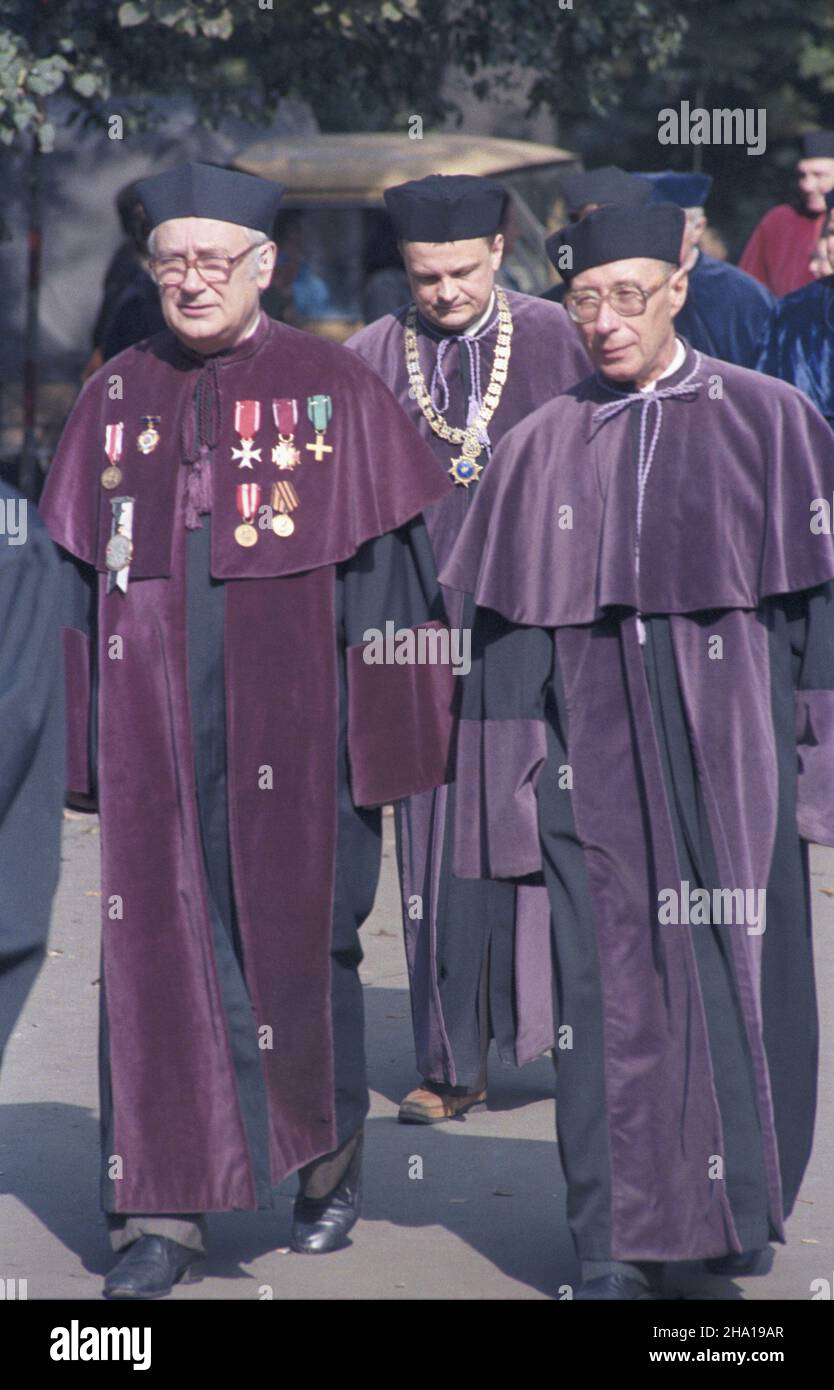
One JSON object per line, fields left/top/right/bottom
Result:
{"left": 1, "top": 811, "right": 833, "bottom": 1301}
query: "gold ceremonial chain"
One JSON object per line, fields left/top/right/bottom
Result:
{"left": 405, "top": 287, "right": 513, "bottom": 487}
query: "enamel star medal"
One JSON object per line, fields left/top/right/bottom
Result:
{"left": 101, "top": 422, "right": 124, "bottom": 489}
{"left": 235, "top": 482, "right": 261, "bottom": 546}
{"left": 448, "top": 442, "right": 484, "bottom": 488}
{"left": 271, "top": 398, "right": 300, "bottom": 469}
{"left": 271, "top": 479, "right": 299, "bottom": 536}
{"left": 137, "top": 416, "right": 161, "bottom": 454}
{"left": 232, "top": 400, "right": 262, "bottom": 469}
{"left": 305, "top": 394, "right": 333, "bottom": 461}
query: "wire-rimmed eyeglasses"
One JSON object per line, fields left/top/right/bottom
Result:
{"left": 149, "top": 244, "right": 260, "bottom": 288}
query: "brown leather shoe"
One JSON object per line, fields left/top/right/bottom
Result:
{"left": 398, "top": 1082, "right": 487, "bottom": 1124}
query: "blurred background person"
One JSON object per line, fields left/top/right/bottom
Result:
{"left": 756, "top": 189, "right": 834, "bottom": 429}
{"left": 740, "top": 132, "right": 834, "bottom": 296}
{"left": 639, "top": 171, "right": 773, "bottom": 368}
{"left": 541, "top": 165, "right": 652, "bottom": 302}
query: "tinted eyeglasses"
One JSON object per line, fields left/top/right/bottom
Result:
{"left": 149, "top": 244, "right": 259, "bottom": 287}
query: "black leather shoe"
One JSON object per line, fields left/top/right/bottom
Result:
{"left": 291, "top": 1149, "right": 362, "bottom": 1255}
{"left": 705, "top": 1247, "right": 768, "bottom": 1277}
{"left": 103, "top": 1235, "right": 203, "bottom": 1299}
{"left": 575, "top": 1274, "right": 654, "bottom": 1300}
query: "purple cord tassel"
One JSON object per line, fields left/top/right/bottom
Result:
{"left": 184, "top": 443, "right": 214, "bottom": 529}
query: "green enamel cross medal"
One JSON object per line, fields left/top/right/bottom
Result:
{"left": 306, "top": 394, "right": 333, "bottom": 461}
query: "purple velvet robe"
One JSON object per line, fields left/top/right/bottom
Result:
{"left": 40, "top": 313, "right": 456, "bottom": 1213}
{"left": 440, "top": 343, "right": 834, "bottom": 1259}
{"left": 349, "top": 292, "right": 589, "bottom": 1081}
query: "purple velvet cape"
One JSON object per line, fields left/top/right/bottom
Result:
{"left": 349, "top": 293, "right": 589, "bottom": 1077}
{"left": 40, "top": 313, "right": 456, "bottom": 1212}
{"left": 440, "top": 344, "right": 834, "bottom": 1258}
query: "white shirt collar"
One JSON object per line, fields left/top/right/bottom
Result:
{"left": 639, "top": 336, "right": 686, "bottom": 393}
{"left": 459, "top": 291, "right": 497, "bottom": 337}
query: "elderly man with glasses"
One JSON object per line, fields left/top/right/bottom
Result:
{"left": 441, "top": 202, "right": 834, "bottom": 1299}
{"left": 40, "top": 161, "right": 457, "bottom": 1299}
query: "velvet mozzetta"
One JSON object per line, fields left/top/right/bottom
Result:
{"left": 40, "top": 313, "right": 455, "bottom": 1212}
{"left": 441, "top": 344, "right": 834, "bottom": 624}
{"left": 44, "top": 314, "right": 448, "bottom": 582}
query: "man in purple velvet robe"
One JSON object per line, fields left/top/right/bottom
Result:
{"left": 349, "top": 175, "right": 588, "bottom": 1123}
{"left": 441, "top": 203, "right": 834, "bottom": 1298}
{"left": 39, "top": 162, "right": 455, "bottom": 1299}
{"left": 636, "top": 171, "right": 774, "bottom": 369}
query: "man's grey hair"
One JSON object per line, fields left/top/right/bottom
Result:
{"left": 147, "top": 224, "right": 271, "bottom": 277}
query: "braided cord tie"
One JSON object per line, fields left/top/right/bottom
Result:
{"left": 591, "top": 354, "right": 703, "bottom": 641}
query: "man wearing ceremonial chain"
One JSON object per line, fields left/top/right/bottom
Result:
{"left": 350, "top": 174, "right": 588, "bottom": 1123}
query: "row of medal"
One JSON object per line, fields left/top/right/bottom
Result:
{"left": 230, "top": 396, "right": 333, "bottom": 547}
{"left": 100, "top": 396, "right": 335, "bottom": 555}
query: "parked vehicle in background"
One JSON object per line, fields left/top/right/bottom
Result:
{"left": 234, "top": 133, "right": 578, "bottom": 339}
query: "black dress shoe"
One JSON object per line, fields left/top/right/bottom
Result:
{"left": 575, "top": 1274, "right": 654, "bottom": 1301}
{"left": 103, "top": 1235, "right": 203, "bottom": 1299}
{"left": 291, "top": 1147, "right": 362, "bottom": 1255}
{"left": 705, "top": 1247, "right": 768, "bottom": 1277}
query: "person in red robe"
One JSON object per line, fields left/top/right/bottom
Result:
{"left": 740, "top": 131, "right": 834, "bottom": 296}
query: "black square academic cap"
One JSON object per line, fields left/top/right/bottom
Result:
{"left": 384, "top": 174, "right": 507, "bottom": 241}
{"left": 135, "top": 161, "right": 285, "bottom": 234}
{"left": 801, "top": 132, "right": 834, "bottom": 160}
{"left": 558, "top": 165, "right": 652, "bottom": 215}
{"left": 547, "top": 203, "right": 685, "bottom": 283}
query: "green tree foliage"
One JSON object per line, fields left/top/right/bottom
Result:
{"left": 551, "top": 1, "right": 834, "bottom": 254}
{"left": 0, "top": 0, "right": 443, "bottom": 148}
{"left": 1, "top": 0, "right": 833, "bottom": 151}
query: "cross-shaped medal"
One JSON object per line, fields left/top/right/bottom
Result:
{"left": 232, "top": 438, "right": 262, "bottom": 469}
{"left": 305, "top": 432, "right": 333, "bottom": 462}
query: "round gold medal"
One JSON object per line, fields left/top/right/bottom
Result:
{"left": 272, "top": 514, "right": 295, "bottom": 537}
{"left": 234, "top": 522, "right": 258, "bottom": 547}
{"left": 101, "top": 465, "right": 123, "bottom": 489}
